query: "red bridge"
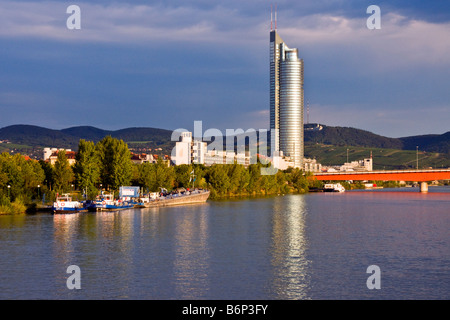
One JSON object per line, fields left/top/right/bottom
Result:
{"left": 313, "top": 169, "right": 450, "bottom": 192}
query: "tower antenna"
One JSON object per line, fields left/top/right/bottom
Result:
{"left": 270, "top": 5, "right": 273, "bottom": 31}
{"left": 275, "top": 4, "right": 277, "bottom": 30}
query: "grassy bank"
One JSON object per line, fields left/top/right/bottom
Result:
{"left": 0, "top": 199, "right": 27, "bottom": 215}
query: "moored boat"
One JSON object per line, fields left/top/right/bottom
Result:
{"left": 135, "top": 188, "right": 210, "bottom": 208}
{"left": 52, "top": 194, "right": 86, "bottom": 214}
{"left": 86, "top": 192, "right": 134, "bottom": 211}
{"left": 323, "top": 183, "right": 346, "bottom": 193}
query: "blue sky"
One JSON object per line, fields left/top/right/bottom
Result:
{"left": 0, "top": 0, "right": 449, "bottom": 138}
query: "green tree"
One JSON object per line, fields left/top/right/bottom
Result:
{"left": 53, "top": 150, "right": 74, "bottom": 193}
{"left": 247, "top": 164, "right": 262, "bottom": 194}
{"left": 205, "top": 164, "right": 230, "bottom": 196}
{"left": 0, "top": 153, "right": 45, "bottom": 201}
{"left": 228, "top": 164, "right": 249, "bottom": 195}
{"left": 0, "top": 153, "right": 24, "bottom": 200}
{"left": 39, "top": 160, "right": 54, "bottom": 190}
{"left": 174, "top": 164, "right": 193, "bottom": 188}
{"left": 74, "top": 139, "right": 100, "bottom": 199}
{"left": 290, "top": 168, "right": 308, "bottom": 193}
{"left": 138, "top": 159, "right": 175, "bottom": 192}
{"left": 23, "top": 158, "right": 45, "bottom": 200}
{"left": 154, "top": 159, "right": 175, "bottom": 191}
{"left": 306, "top": 172, "right": 324, "bottom": 190}
{"left": 138, "top": 162, "right": 156, "bottom": 192}
{"left": 192, "top": 164, "right": 207, "bottom": 189}
{"left": 97, "top": 136, "right": 133, "bottom": 191}
{"left": 275, "top": 170, "right": 289, "bottom": 194}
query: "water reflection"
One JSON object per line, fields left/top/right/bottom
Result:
{"left": 271, "top": 195, "right": 311, "bottom": 299}
{"left": 52, "top": 210, "right": 137, "bottom": 298}
{"left": 1, "top": 187, "right": 449, "bottom": 299}
{"left": 172, "top": 205, "right": 210, "bottom": 299}
{"left": 53, "top": 214, "right": 79, "bottom": 268}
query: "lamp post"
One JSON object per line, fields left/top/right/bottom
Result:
{"left": 37, "top": 185, "right": 40, "bottom": 200}
{"left": 7, "top": 185, "right": 10, "bottom": 199}
{"left": 416, "top": 146, "right": 419, "bottom": 170}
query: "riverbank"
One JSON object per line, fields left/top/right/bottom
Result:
{"left": 0, "top": 200, "right": 27, "bottom": 215}
{"left": 207, "top": 186, "right": 308, "bottom": 201}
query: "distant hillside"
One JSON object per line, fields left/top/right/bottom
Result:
{"left": 399, "top": 132, "right": 450, "bottom": 154}
{"left": 304, "top": 124, "right": 403, "bottom": 149}
{"left": 0, "top": 124, "right": 449, "bottom": 163}
{"left": 304, "top": 124, "right": 450, "bottom": 154}
{"left": 0, "top": 125, "right": 80, "bottom": 148}
{"left": 0, "top": 124, "right": 174, "bottom": 152}
{"left": 61, "top": 126, "right": 114, "bottom": 142}
{"left": 112, "top": 127, "right": 173, "bottom": 145}
{"left": 60, "top": 126, "right": 174, "bottom": 148}
{"left": 305, "top": 144, "right": 450, "bottom": 170}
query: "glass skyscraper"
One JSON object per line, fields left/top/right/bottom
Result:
{"left": 270, "top": 29, "right": 304, "bottom": 168}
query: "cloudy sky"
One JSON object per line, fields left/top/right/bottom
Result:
{"left": 0, "top": 0, "right": 449, "bottom": 138}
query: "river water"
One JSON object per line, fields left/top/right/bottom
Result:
{"left": 0, "top": 187, "right": 449, "bottom": 300}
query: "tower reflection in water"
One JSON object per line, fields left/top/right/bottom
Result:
{"left": 270, "top": 194, "right": 311, "bottom": 299}
{"left": 50, "top": 197, "right": 312, "bottom": 299}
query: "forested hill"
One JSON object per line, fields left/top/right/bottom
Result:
{"left": 304, "top": 124, "right": 403, "bottom": 149}
{"left": 0, "top": 124, "right": 449, "bottom": 155}
{"left": 304, "top": 124, "right": 450, "bottom": 154}
{"left": 0, "top": 125, "right": 174, "bottom": 151}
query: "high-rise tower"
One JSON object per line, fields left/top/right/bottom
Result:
{"left": 270, "top": 14, "right": 304, "bottom": 168}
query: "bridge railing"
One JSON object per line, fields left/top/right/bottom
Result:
{"left": 314, "top": 168, "right": 450, "bottom": 175}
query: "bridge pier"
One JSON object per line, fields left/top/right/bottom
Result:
{"left": 420, "top": 182, "right": 428, "bottom": 193}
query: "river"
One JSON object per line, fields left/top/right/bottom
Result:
{"left": 0, "top": 186, "right": 449, "bottom": 300}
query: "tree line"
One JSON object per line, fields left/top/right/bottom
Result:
{"left": 0, "top": 136, "right": 323, "bottom": 213}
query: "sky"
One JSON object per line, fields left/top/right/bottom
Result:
{"left": 0, "top": 0, "right": 449, "bottom": 138}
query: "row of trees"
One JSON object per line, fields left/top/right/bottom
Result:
{"left": 77, "top": 138, "right": 323, "bottom": 199}
{"left": 0, "top": 152, "right": 45, "bottom": 213}
{"left": 136, "top": 162, "right": 319, "bottom": 199}
{"left": 1, "top": 136, "right": 322, "bottom": 213}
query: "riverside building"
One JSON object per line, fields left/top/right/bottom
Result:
{"left": 172, "top": 131, "right": 251, "bottom": 167}
{"left": 172, "top": 132, "right": 208, "bottom": 165}
{"left": 270, "top": 19, "right": 304, "bottom": 168}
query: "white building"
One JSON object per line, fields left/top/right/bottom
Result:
{"left": 173, "top": 132, "right": 193, "bottom": 165}
{"left": 192, "top": 140, "right": 207, "bottom": 164}
{"left": 303, "top": 158, "right": 322, "bottom": 172}
{"left": 340, "top": 158, "right": 373, "bottom": 172}
{"left": 43, "top": 148, "right": 75, "bottom": 165}
{"left": 268, "top": 155, "right": 322, "bottom": 172}
{"left": 272, "top": 153, "right": 295, "bottom": 171}
{"left": 172, "top": 131, "right": 251, "bottom": 167}
{"left": 203, "top": 150, "right": 251, "bottom": 166}
{"left": 43, "top": 147, "right": 72, "bottom": 161}
{"left": 172, "top": 131, "right": 209, "bottom": 165}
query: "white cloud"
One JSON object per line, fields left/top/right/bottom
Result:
{"left": 0, "top": 1, "right": 266, "bottom": 45}
{"left": 283, "top": 12, "right": 450, "bottom": 71}
{"left": 1, "top": 1, "right": 449, "bottom": 136}
{"left": 1, "top": 1, "right": 448, "bottom": 71}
